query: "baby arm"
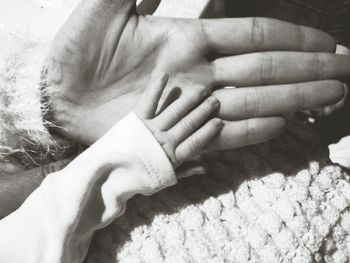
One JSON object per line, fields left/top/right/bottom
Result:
{"left": 0, "top": 73, "right": 221, "bottom": 263}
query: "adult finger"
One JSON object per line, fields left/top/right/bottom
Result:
{"left": 300, "top": 83, "right": 348, "bottom": 118}
{"left": 213, "top": 80, "right": 345, "bottom": 120}
{"left": 176, "top": 118, "right": 223, "bottom": 162}
{"left": 201, "top": 17, "right": 335, "bottom": 54}
{"left": 212, "top": 52, "right": 350, "bottom": 87}
{"left": 206, "top": 117, "right": 286, "bottom": 151}
{"left": 323, "top": 83, "right": 349, "bottom": 116}
{"left": 155, "top": 85, "right": 209, "bottom": 130}
{"left": 169, "top": 96, "right": 219, "bottom": 144}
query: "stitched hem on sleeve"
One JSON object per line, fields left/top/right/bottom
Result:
{"left": 120, "top": 113, "right": 177, "bottom": 193}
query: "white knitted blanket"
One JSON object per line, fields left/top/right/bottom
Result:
{"left": 84, "top": 123, "right": 350, "bottom": 263}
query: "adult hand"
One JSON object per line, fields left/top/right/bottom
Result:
{"left": 307, "top": 45, "right": 350, "bottom": 118}
{"left": 47, "top": 0, "right": 350, "bottom": 150}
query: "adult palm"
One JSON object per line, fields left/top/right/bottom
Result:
{"left": 47, "top": 0, "right": 350, "bottom": 150}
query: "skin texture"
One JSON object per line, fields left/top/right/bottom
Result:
{"left": 135, "top": 73, "right": 222, "bottom": 166}
{"left": 46, "top": 0, "right": 350, "bottom": 151}
{"left": 135, "top": 73, "right": 222, "bottom": 173}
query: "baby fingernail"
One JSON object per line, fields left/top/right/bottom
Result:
{"left": 161, "top": 73, "right": 169, "bottom": 81}
{"left": 214, "top": 118, "right": 223, "bottom": 126}
{"left": 209, "top": 97, "right": 219, "bottom": 107}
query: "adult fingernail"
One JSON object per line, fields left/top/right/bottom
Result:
{"left": 196, "top": 169, "right": 206, "bottom": 175}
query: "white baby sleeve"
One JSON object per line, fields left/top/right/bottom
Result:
{"left": 0, "top": 112, "right": 177, "bottom": 263}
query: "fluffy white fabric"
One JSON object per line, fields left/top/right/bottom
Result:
{"left": 0, "top": 27, "right": 54, "bottom": 159}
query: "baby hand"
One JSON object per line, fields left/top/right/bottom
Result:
{"left": 134, "top": 73, "right": 222, "bottom": 170}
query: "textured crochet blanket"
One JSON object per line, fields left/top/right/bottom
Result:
{"left": 84, "top": 122, "right": 350, "bottom": 263}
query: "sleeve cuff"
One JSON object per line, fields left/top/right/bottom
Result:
{"left": 103, "top": 112, "right": 177, "bottom": 193}
{"left": 0, "top": 112, "right": 177, "bottom": 263}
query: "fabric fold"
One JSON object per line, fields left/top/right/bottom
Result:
{"left": 0, "top": 112, "right": 177, "bottom": 263}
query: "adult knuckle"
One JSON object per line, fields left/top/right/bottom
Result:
{"left": 246, "top": 119, "right": 258, "bottom": 144}
{"left": 243, "top": 90, "right": 260, "bottom": 116}
{"left": 293, "top": 83, "right": 307, "bottom": 109}
{"left": 251, "top": 17, "right": 265, "bottom": 50}
{"left": 199, "top": 20, "right": 211, "bottom": 49}
{"left": 258, "top": 53, "right": 274, "bottom": 84}
{"left": 297, "top": 25, "right": 306, "bottom": 50}
{"left": 313, "top": 53, "right": 327, "bottom": 78}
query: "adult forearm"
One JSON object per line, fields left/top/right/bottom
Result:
{"left": 0, "top": 159, "right": 71, "bottom": 219}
